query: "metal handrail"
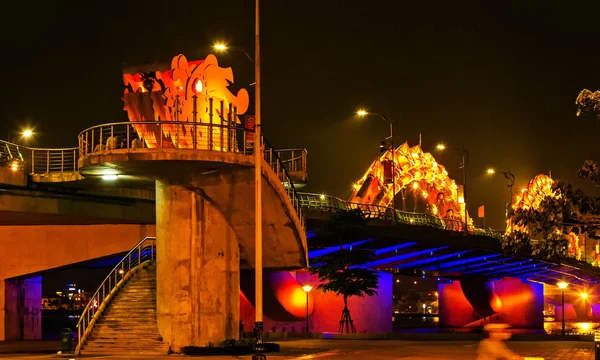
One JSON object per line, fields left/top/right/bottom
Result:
{"left": 274, "top": 148, "right": 307, "bottom": 174}
{"left": 298, "top": 192, "right": 501, "bottom": 239}
{"left": 78, "top": 120, "right": 253, "bottom": 156}
{"left": 75, "top": 237, "right": 156, "bottom": 354}
{"left": 263, "top": 141, "right": 305, "bottom": 231}
{"left": 0, "top": 140, "right": 78, "bottom": 175}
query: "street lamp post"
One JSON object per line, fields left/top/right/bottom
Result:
{"left": 253, "top": 0, "right": 265, "bottom": 358}
{"left": 486, "top": 168, "right": 515, "bottom": 230}
{"left": 356, "top": 109, "right": 395, "bottom": 217}
{"left": 436, "top": 144, "right": 469, "bottom": 236}
{"left": 557, "top": 281, "right": 568, "bottom": 335}
{"left": 302, "top": 285, "right": 313, "bottom": 335}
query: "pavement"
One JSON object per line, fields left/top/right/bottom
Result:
{"left": 0, "top": 339, "right": 596, "bottom": 359}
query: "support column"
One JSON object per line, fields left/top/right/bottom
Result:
{"left": 156, "top": 181, "right": 240, "bottom": 351}
{"left": 4, "top": 276, "right": 42, "bottom": 340}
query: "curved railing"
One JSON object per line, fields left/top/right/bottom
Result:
{"left": 77, "top": 121, "right": 305, "bottom": 231}
{"left": 0, "top": 140, "right": 78, "bottom": 176}
{"left": 75, "top": 237, "right": 156, "bottom": 354}
{"left": 298, "top": 192, "right": 501, "bottom": 239}
{"left": 273, "top": 148, "right": 307, "bottom": 183}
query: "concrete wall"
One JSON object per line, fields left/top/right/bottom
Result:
{"left": 0, "top": 223, "right": 155, "bottom": 340}
{"left": 0, "top": 167, "right": 26, "bottom": 187}
{"left": 4, "top": 277, "right": 41, "bottom": 340}
{"left": 438, "top": 278, "right": 544, "bottom": 329}
{"left": 241, "top": 271, "right": 393, "bottom": 334}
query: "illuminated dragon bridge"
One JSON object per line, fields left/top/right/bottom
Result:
{"left": 509, "top": 174, "right": 586, "bottom": 261}
{"left": 349, "top": 142, "right": 470, "bottom": 226}
{"left": 122, "top": 53, "right": 249, "bottom": 150}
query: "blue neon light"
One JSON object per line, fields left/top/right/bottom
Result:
{"left": 354, "top": 246, "right": 449, "bottom": 268}
{"left": 462, "top": 260, "right": 532, "bottom": 274}
{"left": 392, "top": 250, "right": 473, "bottom": 269}
{"left": 374, "top": 242, "right": 417, "bottom": 255}
{"left": 308, "top": 238, "right": 374, "bottom": 259}
{"left": 422, "top": 254, "right": 502, "bottom": 271}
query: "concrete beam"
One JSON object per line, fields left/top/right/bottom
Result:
{"left": 0, "top": 223, "right": 156, "bottom": 340}
{"left": 0, "top": 188, "right": 155, "bottom": 225}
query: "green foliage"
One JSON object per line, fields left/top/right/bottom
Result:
{"left": 310, "top": 249, "right": 380, "bottom": 302}
{"left": 503, "top": 158, "right": 600, "bottom": 258}
{"left": 576, "top": 89, "right": 600, "bottom": 120}
{"left": 310, "top": 209, "right": 379, "bottom": 309}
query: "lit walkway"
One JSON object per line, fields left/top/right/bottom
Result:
{"left": 0, "top": 340, "right": 594, "bottom": 359}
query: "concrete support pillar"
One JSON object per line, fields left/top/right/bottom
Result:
{"left": 438, "top": 281, "right": 477, "bottom": 328}
{"left": 156, "top": 181, "right": 240, "bottom": 351}
{"left": 4, "top": 276, "right": 42, "bottom": 340}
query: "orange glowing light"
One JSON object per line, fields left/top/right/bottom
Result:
{"left": 122, "top": 53, "right": 249, "bottom": 150}
{"left": 349, "top": 142, "right": 470, "bottom": 224}
{"left": 10, "top": 161, "right": 19, "bottom": 172}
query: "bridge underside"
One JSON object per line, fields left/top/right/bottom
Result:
{"left": 306, "top": 217, "right": 600, "bottom": 288}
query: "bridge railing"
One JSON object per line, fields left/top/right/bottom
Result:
{"left": 0, "top": 140, "right": 24, "bottom": 166}
{"left": 298, "top": 192, "right": 501, "bottom": 239}
{"left": 30, "top": 148, "right": 78, "bottom": 174}
{"left": 75, "top": 237, "right": 156, "bottom": 355}
{"left": 273, "top": 148, "right": 307, "bottom": 182}
{"left": 78, "top": 121, "right": 255, "bottom": 156}
{"left": 263, "top": 141, "right": 305, "bottom": 230}
{"left": 76, "top": 121, "right": 305, "bottom": 231}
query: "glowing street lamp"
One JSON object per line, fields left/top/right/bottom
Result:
{"left": 302, "top": 285, "right": 313, "bottom": 333}
{"left": 486, "top": 168, "right": 516, "bottom": 226}
{"left": 356, "top": 108, "right": 396, "bottom": 217}
{"left": 436, "top": 143, "right": 469, "bottom": 236}
{"left": 212, "top": 42, "right": 228, "bottom": 51}
{"left": 22, "top": 129, "right": 33, "bottom": 139}
{"left": 581, "top": 292, "right": 588, "bottom": 300}
{"left": 557, "top": 281, "right": 568, "bottom": 335}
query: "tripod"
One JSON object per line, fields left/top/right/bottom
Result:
{"left": 338, "top": 309, "right": 356, "bottom": 333}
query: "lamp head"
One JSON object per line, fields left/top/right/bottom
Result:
{"left": 302, "top": 285, "right": 313, "bottom": 293}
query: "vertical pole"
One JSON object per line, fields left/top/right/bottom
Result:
{"left": 305, "top": 292, "right": 309, "bottom": 333}
{"left": 254, "top": 0, "right": 264, "bottom": 349}
{"left": 462, "top": 147, "right": 468, "bottom": 236}
{"left": 562, "top": 289, "right": 565, "bottom": 335}
{"left": 192, "top": 95, "right": 198, "bottom": 150}
{"left": 389, "top": 113, "right": 396, "bottom": 221}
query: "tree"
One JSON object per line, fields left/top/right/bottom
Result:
{"left": 502, "top": 89, "right": 600, "bottom": 258}
{"left": 576, "top": 89, "right": 600, "bottom": 120}
{"left": 309, "top": 209, "right": 380, "bottom": 333}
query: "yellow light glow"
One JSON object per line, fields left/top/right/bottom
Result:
{"left": 557, "top": 281, "right": 568, "bottom": 289}
{"left": 486, "top": 168, "right": 495, "bottom": 175}
{"left": 213, "top": 42, "right": 228, "bottom": 51}
{"left": 22, "top": 129, "right": 33, "bottom": 138}
{"left": 352, "top": 183, "right": 361, "bottom": 190}
{"left": 356, "top": 109, "right": 368, "bottom": 117}
{"left": 193, "top": 79, "right": 203, "bottom": 94}
{"left": 521, "top": 188, "right": 527, "bottom": 193}
{"left": 581, "top": 292, "right": 588, "bottom": 300}
{"left": 412, "top": 182, "right": 419, "bottom": 190}
{"left": 458, "top": 197, "right": 465, "bottom": 204}
{"left": 10, "top": 161, "right": 19, "bottom": 172}
{"left": 320, "top": 194, "right": 326, "bottom": 200}
{"left": 436, "top": 144, "right": 446, "bottom": 150}
{"left": 576, "top": 322, "right": 591, "bottom": 332}
{"left": 302, "top": 284, "right": 313, "bottom": 293}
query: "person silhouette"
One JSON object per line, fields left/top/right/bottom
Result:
{"left": 476, "top": 324, "right": 524, "bottom": 360}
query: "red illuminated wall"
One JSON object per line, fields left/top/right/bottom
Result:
{"left": 241, "top": 270, "right": 393, "bottom": 333}
{"left": 438, "top": 278, "right": 543, "bottom": 329}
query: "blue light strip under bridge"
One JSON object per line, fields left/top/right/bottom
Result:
{"left": 422, "top": 254, "right": 503, "bottom": 272}
{"left": 374, "top": 242, "right": 417, "bottom": 255}
{"left": 308, "top": 238, "right": 374, "bottom": 259}
{"left": 392, "top": 250, "right": 473, "bottom": 269}
{"left": 353, "top": 246, "right": 449, "bottom": 268}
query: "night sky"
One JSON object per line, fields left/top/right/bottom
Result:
{"left": 2, "top": 0, "right": 600, "bottom": 235}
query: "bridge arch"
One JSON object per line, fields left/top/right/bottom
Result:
{"left": 349, "top": 142, "right": 469, "bottom": 225}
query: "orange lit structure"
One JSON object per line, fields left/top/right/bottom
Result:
{"left": 122, "top": 54, "right": 249, "bottom": 150}
{"left": 510, "top": 174, "right": 587, "bottom": 261}
{"left": 349, "top": 142, "right": 470, "bottom": 227}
